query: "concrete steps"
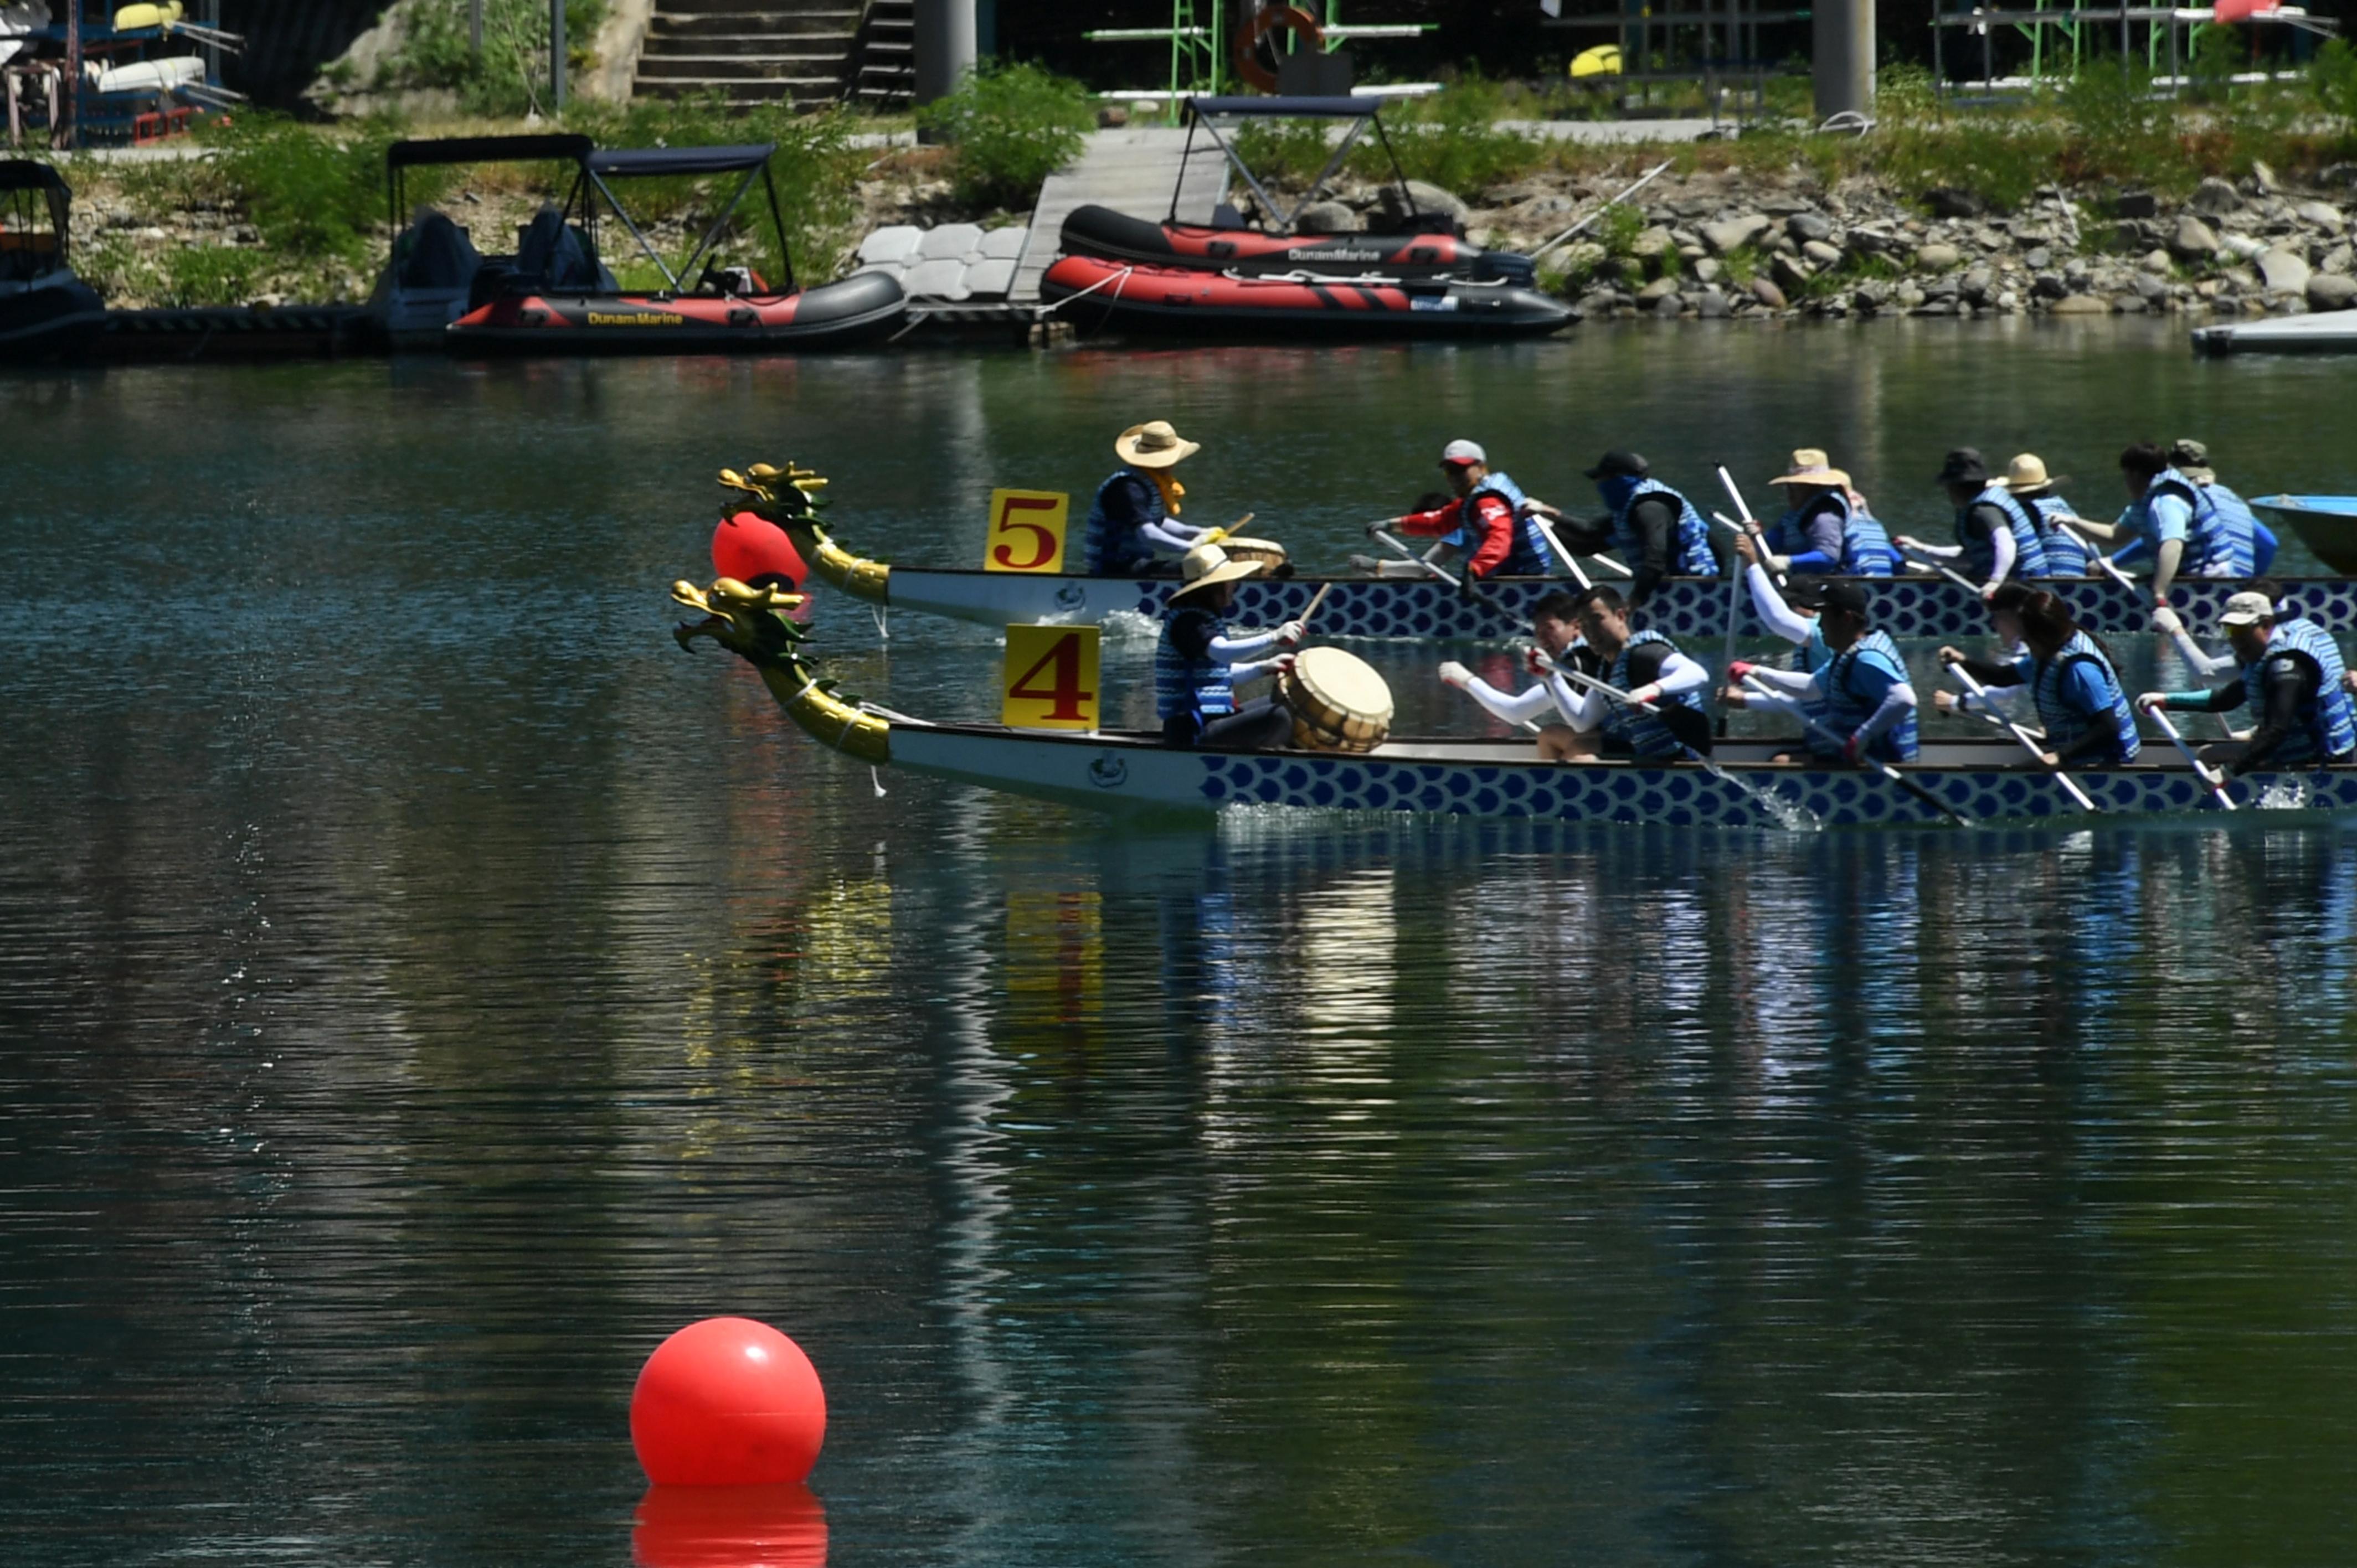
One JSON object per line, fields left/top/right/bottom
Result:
{"left": 633, "top": 0, "right": 862, "bottom": 109}
{"left": 850, "top": 0, "right": 912, "bottom": 106}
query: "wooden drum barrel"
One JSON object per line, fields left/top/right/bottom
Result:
{"left": 1218, "top": 537, "right": 1290, "bottom": 575}
{"left": 1277, "top": 646, "right": 1394, "bottom": 753}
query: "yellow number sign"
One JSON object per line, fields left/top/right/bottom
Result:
{"left": 983, "top": 489, "right": 1071, "bottom": 574}
{"left": 1002, "top": 624, "right": 1100, "bottom": 731}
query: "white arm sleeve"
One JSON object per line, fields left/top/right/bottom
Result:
{"left": 1745, "top": 664, "right": 1821, "bottom": 697}
{"left": 1985, "top": 525, "right": 2016, "bottom": 587}
{"left": 2170, "top": 628, "right": 2238, "bottom": 679}
{"left": 1854, "top": 680, "right": 1918, "bottom": 744}
{"left": 1460, "top": 674, "right": 1557, "bottom": 727}
{"left": 1747, "top": 565, "right": 1815, "bottom": 645}
{"left": 1649, "top": 651, "right": 1710, "bottom": 700}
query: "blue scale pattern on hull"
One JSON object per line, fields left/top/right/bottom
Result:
{"left": 1119, "top": 576, "right": 2357, "bottom": 642}
{"left": 1196, "top": 752, "right": 2357, "bottom": 825}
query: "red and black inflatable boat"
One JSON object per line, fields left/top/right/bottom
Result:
{"left": 448, "top": 271, "right": 904, "bottom": 352}
{"left": 1039, "top": 254, "right": 1572, "bottom": 339}
{"left": 1060, "top": 203, "right": 1498, "bottom": 281}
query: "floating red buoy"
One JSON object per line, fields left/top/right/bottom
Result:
{"left": 711, "top": 510, "right": 807, "bottom": 591}
{"left": 630, "top": 1317, "right": 827, "bottom": 1486}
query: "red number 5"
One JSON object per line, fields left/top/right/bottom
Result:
{"left": 992, "top": 495, "right": 1063, "bottom": 570}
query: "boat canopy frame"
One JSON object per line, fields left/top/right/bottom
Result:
{"left": 0, "top": 158, "right": 72, "bottom": 274}
{"left": 582, "top": 143, "right": 794, "bottom": 297}
{"left": 1174, "top": 95, "right": 1423, "bottom": 233}
{"left": 384, "top": 135, "right": 600, "bottom": 256}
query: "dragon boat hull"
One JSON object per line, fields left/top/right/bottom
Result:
{"left": 857, "top": 725, "right": 2357, "bottom": 828}
{"left": 811, "top": 554, "right": 2357, "bottom": 644}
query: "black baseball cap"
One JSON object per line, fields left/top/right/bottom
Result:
{"left": 1781, "top": 577, "right": 1831, "bottom": 610}
{"left": 1584, "top": 449, "right": 1650, "bottom": 481}
{"left": 1818, "top": 581, "right": 1871, "bottom": 618}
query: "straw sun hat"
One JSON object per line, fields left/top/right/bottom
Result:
{"left": 1169, "top": 542, "right": 1269, "bottom": 602}
{"left": 1764, "top": 447, "right": 1851, "bottom": 489}
{"left": 2001, "top": 453, "right": 2067, "bottom": 494}
{"left": 1115, "top": 420, "right": 1201, "bottom": 469}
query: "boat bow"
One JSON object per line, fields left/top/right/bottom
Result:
{"left": 670, "top": 575, "right": 891, "bottom": 765}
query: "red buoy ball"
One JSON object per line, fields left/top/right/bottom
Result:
{"left": 631, "top": 1317, "right": 827, "bottom": 1486}
{"left": 632, "top": 1482, "right": 826, "bottom": 1568}
{"left": 711, "top": 510, "right": 807, "bottom": 591}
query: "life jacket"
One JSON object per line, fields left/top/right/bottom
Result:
{"left": 2242, "top": 616, "right": 2357, "bottom": 765}
{"left": 1609, "top": 478, "right": 1717, "bottom": 577}
{"left": 2030, "top": 631, "right": 2139, "bottom": 764}
{"left": 2198, "top": 480, "right": 2265, "bottom": 575}
{"left": 1599, "top": 629, "right": 1705, "bottom": 759}
{"left": 1768, "top": 487, "right": 1898, "bottom": 576}
{"left": 2019, "top": 493, "right": 2092, "bottom": 577}
{"left": 1082, "top": 467, "right": 1164, "bottom": 576}
{"left": 1453, "top": 468, "right": 1551, "bottom": 577}
{"left": 1819, "top": 628, "right": 1919, "bottom": 762}
{"left": 1155, "top": 605, "right": 1236, "bottom": 724}
{"left": 2142, "top": 468, "right": 2252, "bottom": 579}
{"left": 1959, "top": 482, "right": 2049, "bottom": 581}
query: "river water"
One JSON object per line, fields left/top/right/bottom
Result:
{"left": 6, "top": 321, "right": 2357, "bottom": 1566}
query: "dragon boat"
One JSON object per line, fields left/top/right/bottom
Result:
{"left": 672, "top": 574, "right": 2357, "bottom": 829}
{"left": 786, "top": 519, "right": 2357, "bottom": 644}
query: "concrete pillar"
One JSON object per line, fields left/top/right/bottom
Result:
{"left": 1812, "top": 0, "right": 1874, "bottom": 122}
{"left": 914, "top": 0, "right": 977, "bottom": 107}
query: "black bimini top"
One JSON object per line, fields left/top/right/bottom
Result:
{"left": 386, "top": 135, "right": 596, "bottom": 171}
{"left": 588, "top": 144, "right": 778, "bottom": 178}
{"left": 0, "top": 158, "right": 71, "bottom": 193}
{"left": 1185, "top": 96, "right": 1381, "bottom": 120}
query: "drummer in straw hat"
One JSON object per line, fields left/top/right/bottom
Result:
{"left": 1081, "top": 419, "right": 1218, "bottom": 577}
{"left": 1155, "top": 543, "right": 1308, "bottom": 750}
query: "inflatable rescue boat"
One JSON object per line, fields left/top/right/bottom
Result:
{"left": 1039, "top": 253, "right": 1572, "bottom": 339}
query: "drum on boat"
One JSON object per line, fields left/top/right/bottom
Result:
{"left": 1278, "top": 646, "right": 1393, "bottom": 753}
{"left": 1219, "top": 536, "right": 1290, "bottom": 575}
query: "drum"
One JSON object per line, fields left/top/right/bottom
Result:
{"left": 1278, "top": 646, "right": 1394, "bottom": 753}
{"left": 1219, "top": 536, "right": 1290, "bottom": 576}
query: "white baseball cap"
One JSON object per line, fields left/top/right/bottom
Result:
{"left": 2218, "top": 591, "right": 2275, "bottom": 628}
{"left": 1440, "top": 439, "right": 1486, "bottom": 467}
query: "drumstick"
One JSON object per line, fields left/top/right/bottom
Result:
{"left": 1296, "top": 582, "right": 1334, "bottom": 629}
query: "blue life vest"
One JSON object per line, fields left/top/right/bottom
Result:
{"left": 1083, "top": 468, "right": 1165, "bottom": 576}
{"left": 2242, "top": 616, "right": 2356, "bottom": 765}
{"left": 1600, "top": 629, "right": 1704, "bottom": 759}
{"left": 2030, "top": 632, "right": 2139, "bottom": 764}
{"left": 1819, "top": 628, "right": 1919, "bottom": 762}
{"left": 1155, "top": 605, "right": 1235, "bottom": 724}
{"left": 2200, "top": 480, "right": 2266, "bottom": 575}
{"left": 1961, "top": 483, "right": 2049, "bottom": 581}
{"left": 1609, "top": 478, "right": 1717, "bottom": 577}
{"left": 2142, "top": 468, "right": 2253, "bottom": 579}
{"left": 1449, "top": 468, "right": 1551, "bottom": 577}
{"left": 1766, "top": 488, "right": 1896, "bottom": 577}
{"left": 2019, "top": 493, "right": 2092, "bottom": 577}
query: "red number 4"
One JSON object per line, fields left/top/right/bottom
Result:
{"left": 1008, "top": 633, "right": 1093, "bottom": 721}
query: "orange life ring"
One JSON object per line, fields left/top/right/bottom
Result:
{"left": 1232, "top": 4, "right": 1323, "bottom": 94}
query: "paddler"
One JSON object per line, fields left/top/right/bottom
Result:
{"left": 1935, "top": 587, "right": 2140, "bottom": 767}
{"left": 1996, "top": 453, "right": 2094, "bottom": 578}
{"left": 1527, "top": 449, "right": 1718, "bottom": 609}
{"left": 1533, "top": 585, "right": 1715, "bottom": 759}
{"left": 2135, "top": 590, "right": 2357, "bottom": 775}
{"left": 1082, "top": 419, "right": 1217, "bottom": 576}
{"left": 2059, "top": 442, "right": 2253, "bottom": 617}
{"left": 1436, "top": 590, "right": 1604, "bottom": 761}
{"left": 1155, "top": 543, "right": 1308, "bottom": 750}
{"left": 1370, "top": 440, "right": 1551, "bottom": 581}
{"left": 1753, "top": 447, "right": 1898, "bottom": 577}
{"left": 1894, "top": 447, "right": 2047, "bottom": 597}
{"left": 1718, "top": 563, "right": 1919, "bottom": 765}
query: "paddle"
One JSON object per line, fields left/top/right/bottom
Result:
{"left": 1368, "top": 527, "right": 1533, "bottom": 634}
{"left": 1540, "top": 656, "right": 1740, "bottom": 787}
{"left": 1896, "top": 541, "right": 1987, "bottom": 598}
{"left": 1944, "top": 661, "right": 2099, "bottom": 811}
{"left": 1527, "top": 512, "right": 1593, "bottom": 590}
{"left": 2138, "top": 699, "right": 2238, "bottom": 811}
{"left": 1736, "top": 673, "right": 1972, "bottom": 827}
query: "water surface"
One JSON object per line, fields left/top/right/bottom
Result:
{"left": 4, "top": 322, "right": 2356, "bottom": 1566}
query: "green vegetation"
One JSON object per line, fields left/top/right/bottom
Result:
{"left": 1369, "top": 78, "right": 1547, "bottom": 195}
{"left": 375, "top": 0, "right": 610, "bottom": 117}
{"left": 913, "top": 62, "right": 1095, "bottom": 212}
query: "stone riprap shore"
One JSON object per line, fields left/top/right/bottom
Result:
{"left": 1291, "top": 163, "right": 2357, "bottom": 323}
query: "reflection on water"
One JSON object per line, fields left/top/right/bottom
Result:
{"left": 6, "top": 340, "right": 2357, "bottom": 1567}
{"left": 634, "top": 1484, "right": 826, "bottom": 1568}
